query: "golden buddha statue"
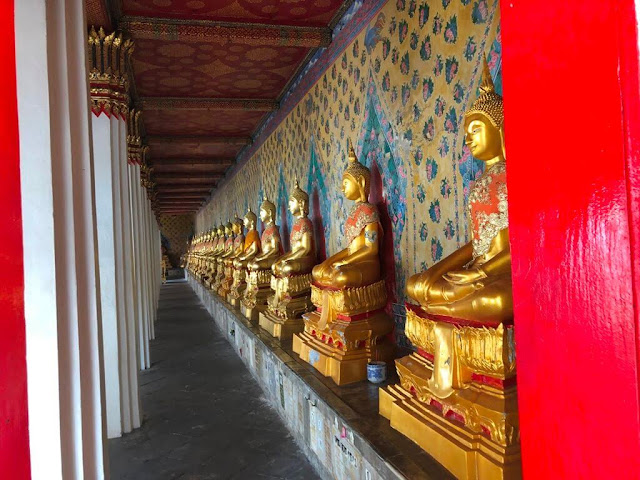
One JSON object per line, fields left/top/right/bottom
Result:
{"left": 292, "top": 144, "right": 393, "bottom": 385}
{"left": 211, "top": 222, "right": 233, "bottom": 293}
{"left": 380, "top": 59, "right": 520, "bottom": 480}
{"left": 217, "top": 217, "right": 244, "bottom": 299}
{"left": 259, "top": 180, "right": 317, "bottom": 339}
{"left": 228, "top": 209, "right": 261, "bottom": 306}
{"left": 241, "top": 198, "right": 283, "bottom": 321}
{"left": 311, "top": 148, "right": 381, "bottom": 289}
{"left": 204, "top": 225, "right": 225, "bottom": 290}
{"left": 202, "top": 228, "right": 219, "bottom": 288}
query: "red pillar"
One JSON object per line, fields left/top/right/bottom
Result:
{"left": 500, "top": 0, "right": 640, "bottom": 478}
{"left": 0, "top": 0, "right": 30, "bottom": 478}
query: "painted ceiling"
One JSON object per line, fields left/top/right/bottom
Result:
{"left": 85, "top": 0, "right": 349, "bottom": 214}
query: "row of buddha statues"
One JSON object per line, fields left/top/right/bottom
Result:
{"left": 185, "top": 61, "right": 519, "bottom": 479}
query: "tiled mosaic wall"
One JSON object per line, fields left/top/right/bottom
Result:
{"left": 160, "top": 214, "right": 194, "bottom": 267}
{"left": 197, "top": 0, "right": 502, "bottom": 339}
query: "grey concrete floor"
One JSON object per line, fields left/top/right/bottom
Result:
{"left": 109, "top": 280, "right": 320, "bottom": 480}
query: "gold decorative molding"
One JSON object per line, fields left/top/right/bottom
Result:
{"left": 310, "top": 280, "right": 387, "bottom": 317}
{"left": 127, "top": 109, "right": 143, "bottom": 164}
{"left": 88, "top": 26, "right": 134, "bottom": 119}
{"left": 120, "top": 15, "right": 331, "bottom": 48}
{"left": 405, "top": 308, "right": 516, "bottom": 379}
{"left": 140, "top": 97, "right": 278, "bottom": 112}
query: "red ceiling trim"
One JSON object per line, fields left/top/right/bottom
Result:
{"left": 120, "top": 16, "right": 331, "bottom": 48}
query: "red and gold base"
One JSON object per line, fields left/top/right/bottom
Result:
{"left": 259, "top": 273, "right": 313, "bottom": 340}
{"left": 379, "top": 305, "right": 521, "bottom": 480}
{"left": 292, "top": 281, "right": 394, "bottom": 385}
{"left": 240, "top": 269, "right": 272, "bottom": 322}
{"left": 227, "top": 267, "right": 246, "bottom": 307}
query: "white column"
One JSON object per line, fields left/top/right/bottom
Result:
{"left": 92, "top": 114, "right": 125, "bottom": 438}
{"left": 118, "top": 120, "right": 142, "bottom": 430}
{"left": 130, "top": 163, "right": 151, "bottom": 370}
{"left": 15, "top": 0, "right": 106, "bottom": 477}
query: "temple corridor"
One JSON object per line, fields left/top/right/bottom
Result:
{"left": 109, "top": 279, "right": 318, "bottom": 480}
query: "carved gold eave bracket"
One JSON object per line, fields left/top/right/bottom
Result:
{"left": 88, "top": 26, "right": 134, "bottom": 120}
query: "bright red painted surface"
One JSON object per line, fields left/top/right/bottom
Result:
{"left": 500, "top": 0, "right": 640, "bottom": 478}
{"left": 0, "top": 0, "right": 30, "bottom": 478}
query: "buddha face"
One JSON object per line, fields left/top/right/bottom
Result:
{"left": 342, "top": 173, "right": 362, "bottom": 201}
{"left": 259, "top": 207, "right": 268, "bottom": 223}
{"left": 288, "top": 197, "right": 300, "bottom": 216}
{"left": 243, "top": 216, "right": 250, "bottom": 228}
{"left": 464, "top": 114, "right": 503, "bottom": 161}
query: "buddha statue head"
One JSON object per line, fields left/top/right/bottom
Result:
{"left": 342, "top": 141, "right": 370, "bottom": 203}
{"left": 289, "top": 178, "right": 310, "bottom": 217}
{"left": 464, "top": 57, "right": 505, "bottom": 163}
{"left": 259, "top": 197, "right": 277, "bottom": 224}
{"left": 217, "top": 225, "right": 224, "bottom": 236}
{"left": 225, "top": 221, "right": 233, "bottom": 236}
{"left": 232, "top": 217, "right": 243, "bottom": 235}
{"left": 243, "top": 209, "right": 257, "bottom": 230}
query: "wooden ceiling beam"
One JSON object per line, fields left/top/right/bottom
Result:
{"left": 151, "top": 157, "right": 234, "bottom": 166}
{"left": 156, "top": 185, "right": 212, "bottom": 192}
{"left": 140, "top": 97, "right": 278, "bottom": 112}
{"left": 148, "top": 135, "right": 251, "bottom": 147}
{"left": 120, "top": 16, "right": 331, "bottom": 48}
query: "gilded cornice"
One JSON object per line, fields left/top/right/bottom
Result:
{"left": 88, "top": 26, "right": 134, "bottom": 119}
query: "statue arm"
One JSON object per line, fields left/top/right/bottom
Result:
{"left": 333, "top": 223, "right": 380, "bottom": 268}
{"left": 477, "top": 229, "right": 511, "bottom": 277}
{"left": 287, "top": 232, "right": 313, "bottom": 260}
{"left": 255, "top": 238, "right": 280, "bottom": 261}
{"left": 238, "top": 241, "right": 259, "bottom": 261}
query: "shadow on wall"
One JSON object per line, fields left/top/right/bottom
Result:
{"left": 279, "top": 202, "right": 290, "bottom": 253}
{"left": 370, "top": 161, "right": 396, "bottom": 305}
{"left": 311, "top": 187, "right": 327, "bottom": 262}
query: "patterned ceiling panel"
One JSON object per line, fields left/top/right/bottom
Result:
{"left": 132, "top": 39, "right": 308, "bottom": 98}
{"left": 122, "top": 0, "right": 345, "bottom": 27}
{"left": 85, "top": 0, "right": 111, "bottom": 29}
{"left": 143, "top": 109, "right": 267, "bottom": 136}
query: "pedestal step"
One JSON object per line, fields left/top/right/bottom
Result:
{"left": 379, "top": 384, "right": 521, "bottom": 480}
{"left": 259, "top": 310, "right": 304, "bottom": 340}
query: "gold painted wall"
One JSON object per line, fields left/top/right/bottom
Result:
{"left": 197, "top": 0, "right": 501, "bottom": 312}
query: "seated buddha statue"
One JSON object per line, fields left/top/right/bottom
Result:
{"left": 405, "top": 60, "right": 512, "bottom": 324}
{"left": 271, "top": 180, "right": 316, "bottom": 278}
{"left": 260, "top": 181, "right": 317, "bottom": 338}
{"left": 292, "top": 145, "right": 393, "bottom": 385}
{"left": 202, "top": 228, "right": 219, "bottom": 286}
{"left": 380, "top": 59, "right": 520, "bottom": 480}
{"left": 241, "top": 199, "right": 283, "bottom": 320}
{"left": 311, "top": 146, "right": 381, "bottom": 289}
{"left": 204, "top": 225, "right": 224, "bottom": 289}
{"left": 217, "top": 217, "right": 244, "bottom": 299}
{"left": 228, "top": 209, "right": 261, "bottom": 306}
{"left": 211, "top": 222, "right": 233, "bottom": 292}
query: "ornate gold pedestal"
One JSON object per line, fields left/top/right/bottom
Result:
{"left": 210, "top": 259, "right": 225, "bottom": 293}
{"left": 379, "top": 306, "right": 521, "bottom": 480}
{"left": 292, "top": 280, "right": 394, "bottom": 385}
{"left": 217, "top": 263, "right": 233, "bottom": 299}
{"left": 259, "top": 273, "right": 313, "bottom": 339}
{"left": 227, "top": 266, "right": 247, "bottom": 307}
{"left": 240, "top": 269, "right": 272, "bottom": 322}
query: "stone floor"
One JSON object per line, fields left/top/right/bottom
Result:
{"left": 109, "top": 280, "right": 319, "bottom": 480}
